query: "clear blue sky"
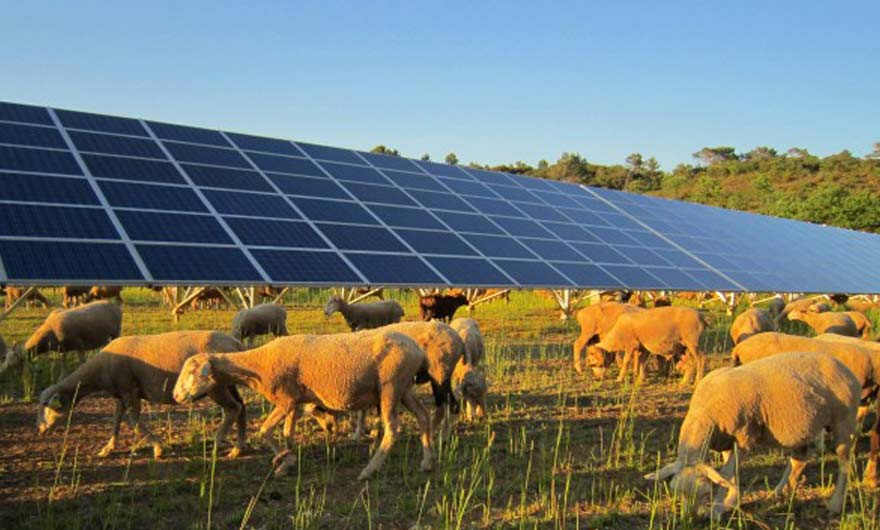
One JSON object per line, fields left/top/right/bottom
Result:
{"left": 2, "top": 1, "right": 877, "bottom": 169}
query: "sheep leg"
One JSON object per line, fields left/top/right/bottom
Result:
{"left": 98, "top": 399, "right": 126, "bottom": 457}
{"left": 207, "top": 385, "right": 246, "bottom": 458}
{"left": 827, "top": 441, "right": 850, "bottom": 514}
{"left": 866, "top": 404, "right": 880, "bottom": 487}
{"left": 773, "top": 447, "right": 808, "bottom": 497}
{"left": 272, "top": 408, "right": 299, "bottom": 476}
{"left": 352, "top": 410, "right": 366, "bottom": 441}
{"left": 127, "top": 397, "right": 163, "bottom": 458}
{"left": 572, "top": 334, "right": 589, "bottom": 375}
{"left": 400, "top": 389, "right": 434, "bottom": 472}
{"left": 256, "top": 405, "right": 289, "bottom": 456}
{"left": 616, "top": 350, "right": 632, "bottom": 383}
{"left": 358, "top": 394, "right": 401, "bottom": 481}
{"left": 713, "top": 448, "right": 742, "bottom": 516}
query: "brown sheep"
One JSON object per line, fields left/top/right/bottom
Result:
{"left": 586, "top": 306, "right": 707, "bottom": 385}
{"left": 572, "top": 302, "right": 644, "bottom": 374}
{"left": 83, "top": 286, "right": 123, "bottom": 304}
{"left": 847, "top": 299, "right": 877, "bottom": 313}
{"left": 777, "top": 296, "right": 828, "bottom": 322}
{"left": 842, "top": 311, "right": 873, "bottom": 339}
{"left": 62, "top": 286, "right": 90, "bottom": 308}
{"left": 324, "top": 296, "right": 404, "bottom": 331}
{"left": 788, "top": 309, "right": 859, "bottom": 337}
{"left": 5, "top": 287, "right": 52, "bottom": 309}
{"left": 37, "top": 331, "right": 246, "bottom": 458}
{"left": 230, "top": 303, "right": 288, "bottom": 346}
{"left": 172, "top": 330, "right": 434, "bottom": 480}
{"left": 729, "top": 308, "right": 775, "bottom": 345}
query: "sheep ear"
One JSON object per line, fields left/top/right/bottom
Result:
{"left": 697, "top": 464, "right": 735, "bottom": 489}
{"left": 645, "top": 461, "right": 682, "bottom": 481}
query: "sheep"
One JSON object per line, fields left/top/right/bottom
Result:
{"left": 572, "top": 302, "right": 644, "bottom": 374}
{"left": 62, "top": 286, "right": 90, "bottom": 308}
{"left": 449, "top": 318, "right": 485, "bottom": 366}
{"left": 585, "top": 306, "right": 707, "bottom": 385}
{"left": 37, "top": 331, "right": 246, "bottom": 458}
{"left": 324, "top": 295, "right": 403, "bottom": 331}
{"left": 5, "top": 286, "right": 52, "bottom": 309}
{"left": 847, "top": 298, "right": 877, "bottom": 313}
{"left": 449, "top": 318, "right": 488, "bottom": 420}
{"left": 172, "top": 330, "right": 434, "bottom": 480}
{"left": 83, "top": 285, "right": 123, "bottom": 304}
{"left": 189, "top": 287, "right": 228, "bottom": 310}
{"left": 0, "top": 301, "right": 123, "bottom": 377}
{"left": 843, "top": 310, "right": 873, "bottom": 339}
{"left": 767, "top": 295, "right": 786, "bottom": 319}
{"left": 729, "top": 308, "right": 775, "bottom": 345}
{"left": 419, "top": 293, "right": 468, "bottom": 322}
{"left": 645, "top": 351, "right": 859, "bottom": 518}
{"left": 787, "top": 308, "right": 859, "bottom": 337}
{"left": 777, "top": 296, "right": 828, "bottom": 322}
{"left": 230, "top": 303, "right": 288, "bottom": 346}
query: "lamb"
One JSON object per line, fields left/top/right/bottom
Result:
{"left": 62, "top": 286, "right": 90, "bottom": 308}
{"left": 729, "top": 307, "right": 775, "bottom": 345}
{"left": 37, "top": 331, "right": 246, "bottom": 459}
{"left": 324, "top": 295, "right": 403, "bottom": 331}
{"left": 83, "top": 285, "right": 124, "bottom": 304}
{"left": 172, "top": 330, "right": 434, "bottom": 480}
{"left": 1, "top": 301, "right": 123, "bottom": 376}
{"left": 645, "top": 352, "right": 859, "bottom": 517}
{"left": 230, "top": 303, "right": 288, "bottom": 346}
{"left": 572, "top": 302, "right": 644, "bottom": 374}
{"left": 787, "top": 308, "right": 859, "bottom": 337}
{"left": 450, "top": 318, "right": 485, "bottom": 366}
{"left": 449, "top": 318, "right": 488, "bottom": 420}
{"left": 585, "top": 306, "right": 707, "bottom": 385}
{"left": 419, "top": 293, "right": 468, "bottom": 322}
{"left": 842, "top": 310, "right": 873, "bottom": 339}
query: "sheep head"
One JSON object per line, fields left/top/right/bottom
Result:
{"left": 585, "top": 345, "right": 614, "bottom": 379}
{"left": 37, "top": 386, "right": 68, "bottom": 434}
{"left": 459, "top": 369, "right": 488, "bottom": 418}
{"left": 786, "top": 309, "right": 805, "bottom": 322}
{"left": 24, "top": 326, "right": 58, "bottom": 355}
{"left": 324, "top": 296, "right": 344, "bottom": 317}
{"left": 645, "top": 461, "right": 734, "bottom": 514}
{"left": 173, "top": 354, "right": 216, "bottom": 403}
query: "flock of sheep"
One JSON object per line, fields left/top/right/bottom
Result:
{"left": 3, "top": 288, "right": 880, "bottom": 520}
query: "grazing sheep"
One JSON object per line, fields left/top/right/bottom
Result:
{"left": 777, "top": 296, "right": 828, "bottom": 322}
{"left": 586, "top": 306, "right": 707, "bottom": 385}
{"left": 231, "top": 303, "right": 288, "bottom": 346}
{"left": 788, "top": 309, "right": 859, "bottom": 337}
{"left": 729, "top": 308, "right": 775, "bottom": 345}
{"left": 652, "top": 295, "right": 672, "bottom": 308}
{"left": 847, "top": 298, "right": 877, "bottom": 313}
{"left": 62, "top": 286, "right": 90, "bottom": 308}
{"left": 645, "top": 351, "right": 859, "bottom": 518}
{"left": 843, "top": 310, "right": 873, "bottom": 339}
{"left": 449, "top": 318, "right": 485, "bottom": 366}
{"left": 5, "top": 287, "right": 52, "bottom": 309}
{"left": 767, "top": 295, "right": 786, "bottom": 319}
{"left": 324, "top": 295, "right": 403, "bottom": 331}
{"left": 83, "top": 286, "right": 123, "bottom": 304}
{"left": 172, "top": 330, "right": 434, "bottom": 480}
{"left": 572, "top": 302, "right": 644, "bottom": 374}
{"left": 2, "top": 301, "right": 123, "bottom": 376}
{"left": 449, "top": 319, "right": 488, "bottom": 421}
{"left": 37, "top": 331, "right": 246, "bottom": 458}
{"left": 419, "top": 294, "right": 468, "bottom": 322}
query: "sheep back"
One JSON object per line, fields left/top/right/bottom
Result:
{"left": 575, "top": 302, "right": 644, "bottom": 344}
{"left": 449, "top": 318, "right": 485, "bottom": 366}
{"left": 383, "top": 321, "right": 464, "bottom": 386}
{"left": 599, "top": 306, "right": 705, "bottom": 358}
{"left": 730, "top": 308, "right": 775, "bottom": 345}
{"left": 25, "top": 301, "right": 122, "bottom": 354}
{"left": 231, "top": 303, "right": 288, "bottom": 340}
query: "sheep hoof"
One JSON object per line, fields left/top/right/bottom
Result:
{"left": 272, "top": 453, "right": 296, "bottom": 477}
{"left": 97, "top": 446, "right": 114, "bottom": 458}
{"left": 357, "top": 468, "right": 376, "bottom": 481}
{"left": 826, "top": 499, "right": 843, "bottom": 514}
{"left": 419, "top": 458, "right": 434, "bottom": 472}
{"left": 227, "top": 446, "right": 242, "bottom": 459}
{"left": 271, "top": 449, "right": 292, "bottom": 467}
{"left": 152, "top": 445, "right": 164, "bottom": 459}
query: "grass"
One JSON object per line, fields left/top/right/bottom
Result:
{"left": 0, "top": 288, "right": 878, "bottom": 529}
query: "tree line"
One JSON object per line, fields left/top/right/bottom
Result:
{"left": 372, "top": 143, "right": 880, "bottom": 233}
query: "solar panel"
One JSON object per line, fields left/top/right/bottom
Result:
{"left": 3, "top": 100, "right": 880, "bottom": 291}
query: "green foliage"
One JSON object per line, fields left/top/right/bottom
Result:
{"left": 369, "top": 145, "right": 399, "bottom": 156}
{"left": 445, "top": 152, "right": 459, "bottom": 165}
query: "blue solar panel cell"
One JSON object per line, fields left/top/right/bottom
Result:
{"left": 203, "top": 189, "right": 299, "bottom": 219}
{"left": 56, "top": 109, "right": 147, "bottom": 136}
{"left": 540, "top": 222, "right": 601, "bottom": 243}
{"left": 146, "top": 121, "right": 231, "bottom": 147}
{"left": 426, "top": 256, "right": 513, "bottom": 286}
{"left": 0, "top": 145, "right": 81, "bottom": 175}
{"left": 509, "top": 174, "right": 556, "bottom": 191}
{"left": 0, "top": 204, "right": 119, "bottom": 239}
{"left": 416, "top": 160, "right": 472, "bottom": 180}
{"left": 0, "top": 102, "right": 53, "bottom": 125}
{"left": 0, "top": 240, "right": 142, "bottom": 281}
{"left": 226, "top": 132, "right": 305, "bottom": 157}
{"left": 462, "top": 234, "right": 535, "bottom": 258}
{"left": 344, "top": 253, "right": 444, "bottom": 284}
{"left": 381, "top": 169, "right": 446, "bottom": 192}
{"left": 570, "top": 242, "right": 632, "bottom": 264}
{"left": 644, "top": 267, "right": 706, "bottom": 290}
{"left": 117, "top": 211, "right": 231, "bottom": 244}
{"left": 163, "top": 141, "right": 250, "bottom": 169}
{"left": 182, "top": 164, "right": 273, "bottom": 193}
{"left": 570, "top": 195, "right": 618, "bottom": 213}
{"left": 248, "top": 152, "right": 325, "bottom": 177}
{"left": 319, "top": 161, "right": 390, "bottom": 185}
{"left": 269, "top": 173, "right": 350, "bottom": 199}
{"left": 612, "top": 246, "right": 672, "bottom": 267}
{"left": 599, "top": 213, "right": 645, "bottom": 231}
{"left": 551, "top": 263, "right": 623, "bottom": 288}
{"left": 0, "top": 122, "right": 67, "bottom": 149}
{"left": 225, "top": 217, "right": 329, "bottom": 248}
{"left": 587, "top": 226, "right": 641, "bottom": 245}
{"left": 394, "top": 229, "right": 477, "bottom": 256}
{"left": 466, "top": 197, "right": 524, "bottom": 217}
{"left": 316, "top": 223, "right": 408, "bottom": 252}
{"left": 557, "top": 208, "right": 609, "bottom": 227}
{"left": 652, "top": 249, "right": 705, "bottom": 269}
{"left": 438, "top": 178, "right": 499, "bottom": 198}
{"left": 83, "top": 153, "right": 184, "bottom": 184}
{"left": 464, "top": 168, "right": 517, "bottom": 186}
{"left": 433, "top": 211, "right": 504, "bottom": 235}
{"left": 624, "top": 230, "right": 673, "bottom": 249}
{"left": 359, "top": 151, "right": 421, "bottom": 172}
{"left": 519, "top": 238, "right": 583, "bottom": 261}
{"left": 489, "top": 217, "right": 555, "bottom": 238}
{"left": 99, "top": 181, "right": 207, "bottom": 212}
{"left": 408, "top": 190, "right": 476, "bottom": 212}
{"left": 530, "top": 191, "right": 581, "bottom": 209}
{"left": 512, "top": 202, "right": 568, "bottom": 222}
{"left": 253, "top": 249, "right": 361, "bottom": 283}
{"left": 0, "top": 171, "right": 97, "bottom": 205}
{"left": 494, "top": 260, "right": 573, "bottom": 287}
{"left": 291, "top": 197, "right": 378, "bottom": 225}
{"left": 340, "top": 182, "right": 417, "bottom": 206}
{"left": 367, "top": 205, "right": 446, "bottom": 230}
{"left": 296, "top": 142, "right": 364, "bottom": 165}
{"left": 137, "top": 244, "right": 263, "bottom": 282}
{"left": 487, "top": 185, "right": 543, "bottom": 203}
{"left": 600, "top": 265, "right": 666, "bottom": 289}
{"left": 70, "top": 130, "right": 166, "bottom": 159}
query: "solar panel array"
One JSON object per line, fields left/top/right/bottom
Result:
{"left": 2, "top": 101, "right": 879, "bottom": 292}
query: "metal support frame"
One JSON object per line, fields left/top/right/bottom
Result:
{"left": 0, "top": 286, "right": 37, "bottom": 324}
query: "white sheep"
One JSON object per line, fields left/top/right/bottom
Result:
{"left": 172, "top": 329, "right": 434, "bottom": 480}
{"left": 324, "top": 295, "right": 404, "bottom": 331}
{"left": 37, "top": 331, "right": 246, "bottom": 458}
{"left": 450, "top": 318, "right": 488, "bottom": 420}
{"left": 729, "top": 307, "right": 775, "bottom": 345}
{"left": 788, "top": 308, "right": 859, "bottom": 337}
{"left": 571, "top": 302, "right": 644, "bottom": 374}
{"left": 449, "top": 318, "right": 485, "bottom": 366}
{"left": 646, "top": 351, "right": 859, "bottom": 518}
{"left": 231, "top": 303, "right": 288, "bottom": 346}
